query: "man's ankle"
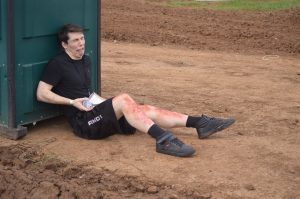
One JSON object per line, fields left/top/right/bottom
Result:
{"left": 148, "top": 124, "right": 166, "bottom": 140}
{"left": 156, "top": 132, "right": 173, "bottom": 144}
{"left": 186, "top": 115, "right": 203, "bottom": 128}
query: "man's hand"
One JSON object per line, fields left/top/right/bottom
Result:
{"left": 72, "top": 98, "right": 94, "bottom": 111}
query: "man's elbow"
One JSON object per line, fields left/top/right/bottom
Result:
{"left": 36, "top": 90, "right": 44, "bottom": 102}
{"left": 36, "top": 85, "right": 47, "bottom": 102}
{"left": 36, "top": 81, "right": 53, "bottom": 103}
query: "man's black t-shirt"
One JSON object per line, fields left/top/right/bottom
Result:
{"left": 41, "top": 51, "right": 92, "bottom": 119}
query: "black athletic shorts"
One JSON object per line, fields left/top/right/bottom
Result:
{"left": 70, "top": 98, "right": 136, "bottom": 139}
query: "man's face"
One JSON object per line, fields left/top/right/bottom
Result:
{"left": 62, "top": 32, "right": 85, "bottom": 60}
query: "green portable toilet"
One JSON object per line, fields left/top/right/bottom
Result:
{"left": 0, "top": 0, "right": 100, "bottom": 139}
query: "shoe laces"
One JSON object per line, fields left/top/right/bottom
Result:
{"left": 202, "top": 114, "right": 215, "bottom": 121}
{"left": 169, "top": 138, "right": 184, "bottom": 147}
{"left": 197, "top": 114, "right": 214, "bottom": 127}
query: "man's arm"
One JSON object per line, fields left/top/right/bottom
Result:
{"left": 36, "top": 81, "right": 92, "bottom": 111}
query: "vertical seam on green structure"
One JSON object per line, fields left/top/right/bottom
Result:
{"left": 98, "top": 0, "right": 101, "bottom": 95}
{"left": 7, "top": 0, "right": 16, "bottom": 128}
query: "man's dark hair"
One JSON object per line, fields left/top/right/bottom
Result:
{"left": 58, "top": 24, "right": 84, "bottom": 44}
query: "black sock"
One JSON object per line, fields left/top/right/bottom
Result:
{"left": 148, "top": 124, "right": 166, "bottom": 140}
{"left": 186, "top": 115, "right": 203, "bottom": 128}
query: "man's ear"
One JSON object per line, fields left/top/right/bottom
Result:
{"left": 61, "top": 41, "right": 67, "bottom": 49}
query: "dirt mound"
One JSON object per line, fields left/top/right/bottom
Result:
{"left": 101, "top": 0, "right": 300, "bottom": 55}
{"left": 0, "top": 144, "right": 210, "bottom": 199}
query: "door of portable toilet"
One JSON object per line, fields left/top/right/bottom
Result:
{"left": 0, "top": 0, "right": 100, "bottom": 139}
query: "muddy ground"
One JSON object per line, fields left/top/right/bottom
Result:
{"left": 1, "top": 0, "right": 299, "bottom": 199}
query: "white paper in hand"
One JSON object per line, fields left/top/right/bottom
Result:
{"left": 89, "top": 92, "right": 106, "bottom": 105}
{"left": 82, "top": 92, "right": 106, "bottom": 108}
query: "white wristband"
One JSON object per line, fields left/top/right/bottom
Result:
{"left": 69, "top": 99, "right": 74, "bottom": 106}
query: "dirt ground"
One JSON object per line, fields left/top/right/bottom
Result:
{"left": 1, "top": 0, "right": 300, "bottom": 198}
{"left": 101, "top": 0, "right": 300, "bottom": 55}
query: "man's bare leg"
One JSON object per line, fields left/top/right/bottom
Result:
{"left": 111, "top": 93, "right": 234, "bottom": 157}
{"left": 112, "top": 93, "right": 155, "bottom": 133}
{"left": 112, "top": 93, "right": 196, "bottom": 157}
{"left": 112, "top": 94, "right": 189, "bottom": 131}
{"left": 138, "top": 105, "right": 188, "bottom": 129}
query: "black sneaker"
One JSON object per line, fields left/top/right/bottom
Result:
{"left": 156, "top": 132, "right": 195, "bottom": 157}
{"left": 196, "top": 115, "right": 235, "bottom": 139}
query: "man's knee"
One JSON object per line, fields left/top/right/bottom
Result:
{"left": 113, "top": 93, "right": 136, "bottom": 107}
{"left": 112, "top": 94, "right": 130, "bottom": 119}
{"left": 120, "top": 93, "right": 131, "bottom": 99}
{"left": 140, "top": 105, "right": 157, "bottom": 118}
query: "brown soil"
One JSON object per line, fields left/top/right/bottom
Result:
{"left": 1, "top": 1, "right": 300, "bottom": 199}
{"left": 101, "top": 0, "right": 300, "bottom": 55}
{"left": 0, "top": 143, "right": 190, "bottom": 199}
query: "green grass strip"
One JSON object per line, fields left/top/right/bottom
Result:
{"left": 167, "top": 0, "right": 300, "bottom": 11}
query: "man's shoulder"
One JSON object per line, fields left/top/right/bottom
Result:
{"left": 47, "top": 52, "right": 91, "bottom": 67}
{"left": 50, "top": 52, "right": 69, "bottom": 62}
{"left": 83, "top": 54, "right": 91, "bottom": 59}
{"left": 83, "top": 54, "right": 91, "bottom": 65}
{"left": 47, "top": 52, "right": 71, "bottom": 68}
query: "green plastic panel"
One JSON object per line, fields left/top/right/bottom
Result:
{"left": 0, "top": 0, "right": 8, "bottom": 126}
{"left": 12, "top": 0, "right": 99, "bottom": 125}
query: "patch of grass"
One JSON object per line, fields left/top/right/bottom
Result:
{"left": 167, "top": 0, "right": 300, "bottom": 11}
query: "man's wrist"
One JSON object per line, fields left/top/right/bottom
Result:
{"left": 69, "top": 99, "right": 74, "bottom": 106}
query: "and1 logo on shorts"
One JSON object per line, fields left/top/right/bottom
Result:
{"left": 88, "top": 114, "right": 103, "bottom": 126}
